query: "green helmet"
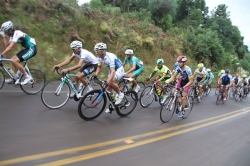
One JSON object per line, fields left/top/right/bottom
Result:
{"left": 156, "top": 59, "right": 164, "bottom": 65}
{"left": 242, "top": 74, "right": 247, "bottom": 78}
{"left": 220, "top": 69, "right": 225, "bottom": 74}
{"left": 197, "top": 63, "right": 204, "bottom": 69}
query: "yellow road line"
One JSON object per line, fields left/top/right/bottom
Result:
{"left": 0, "top": 108, "right": 249, "bottom": 165}
{"left": 37, "top": 110, "right": 248, "bottom": 166}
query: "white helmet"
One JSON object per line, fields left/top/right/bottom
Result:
{"left": 70, "top": 41, "right": 82, "bottom": 49}
{"left": 207, "top": 68, "right": 211, "bottom": 72}
{"left": 94, "top": 43, "right": 107, "bottom": 51}
{"left": 1, "top": 21, "right": 13, "bottom": 31}
{"left": 125, "top": 49, "right": 133, "bottom": 55}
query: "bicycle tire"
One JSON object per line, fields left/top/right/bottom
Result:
{"left": 160, "top": 96, "right": 176, "bottom": 123}
{"left": 182, "top": 96, "right": 194, "bottom": 119}
{"left": 139, "top": 85, "right": 154, "bottom": 108}
{"left": 229, "top": 89, "right": 234, "bottom": 99}
{"left": 205, "top": 87, "right": 211, "bottom": 95}
{"left": 20, "top": 69, "right": 45, "bottom": 95}
{"left": 78, "top": 89, "right": 107, "bottom": 120}
{"left": 137, "top": 81, "right": 145, "bottom": 90}
{"left": 239, "top": 88, "right": 244, "bottom": 101}
{"left": 0, "top": 69, "right": 5, "bottom": 90}
{"left": 216, "top": 94, "right": 222, "bottom": 105}
{"left": 118, "top": 80, "right": 129, "bottom": 93}
{"left": 215, "top": 88, "right": 219, "bottom": 95}
{"left": 116, "top": 90, "right": 138, "bottom": 117}
{"left": 41, "top": 78, "right": 70, "bottom": 109}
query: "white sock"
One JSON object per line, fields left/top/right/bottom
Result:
{"left": 87, "top": 86, "right": 92, "bottom": 90}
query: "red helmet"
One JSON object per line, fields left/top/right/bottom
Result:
{"left": 177, "top": 55, "right": 187, "bottom": 62}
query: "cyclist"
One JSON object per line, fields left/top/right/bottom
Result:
{"left": 232, "top": 74, "right": 241, "bottom": 94}
{"left": 204, "top": 68, "right": 214, "bottom": 89}
{"left": 92, "top": 42, "right": 125, "bottom": 113}
{"left": 0, "top": 21, "right": 37, "bottom": 85}
{"left": 54, "top": 41, "right": 98, "bottom": 98}
{"left": 239, "top": 74, "right": 249, "bottom": 95}
{"left": 122, "top": 49, "right": 144, "bottom": 93}
{"left": 145, "top": 59, "right": 172, "bottom": 104}
{"left": 193, "top": 63, "right": 207, "bottom": 101}
{"left": 218, "top": 69, "right": 233, "bottom": 100}
{"left": 217, "top": 69, "right": 225, "bottom": 84}
{"left": 166, "top": 55, "right": 193, "bottom": 118}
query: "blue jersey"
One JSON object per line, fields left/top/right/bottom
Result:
{"left": 220, "top": 74, "right": 232, "bottom": 85}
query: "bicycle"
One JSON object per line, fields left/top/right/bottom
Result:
{"left": 41, "top": 68, "right": 101, "bottom": 109}
{"left": 0, "top": 58, "right": 45, "bottom": 94}
{"left": 139, "top": 80, "right": 165, "bottom": 108}
{"left": 216, "top": 85, "right": 228, "bottom": 105}
{"left": 118, "top": 76, "right": 145, "bottom": 93}
{"left": 78, "top": 77, "right": 138, "bottom": 120}
{"left": 160, "top": 85, "right": 194, "bottom": 123}
{"left": 203, "top": 83, "right": 211, "bottom": 96}
{"left": 229, "top": 85, "right": 240, "bottom": 100}
{"left": 215, "top": 83, "right": 220, "bottom": 95}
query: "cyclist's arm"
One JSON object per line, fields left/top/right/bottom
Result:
{"left": 122, "top": 62, "right": 126, "bottom": 67}
{"left": 126, "top": 64, "right": 136, "bottom": 74}
{"left": 94, "top": 64, "right": 102, "bottom": 77}
{"left": 200, "top": 74, "right": 206, "bottom": 82}
{"left": 68, "top": 59, "right": 84, "bottom": 71}
{"left": 183, "top": 75, "right": 194, "bottom": 88}
{"left": 148, "top": 71, "right": 156, "bottom": 80}
{"left": 107, "top": 67, "right": 115, "bottom": 83}
{"left": 3, "top": 36, "right": 10, "bottom": 48}
{"left": 2, "top": 41, "right": 15, "bottom": 56}
{"left": 166, "top": 72, "right": 178, "bottom": 84}
{"left": 56, "top": 55, "right": 75, "bottom": 68}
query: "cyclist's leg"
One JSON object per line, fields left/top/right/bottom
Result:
{"left": 78, "top": 64, "right": 97, "bottom": 91}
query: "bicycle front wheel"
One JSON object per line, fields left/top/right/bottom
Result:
{"left": 182, "top": 96, "right": 194, "bottom": 119}
{"left": 41, "top": 79, "right": 70, "bottom": 109}
{"left": 20, "top": 69, "right": 45, "bottom": 95}
{"left": 78, "top": 89, "right": 107, "bottom": 120}
{"left": 0, "top": 69, "right": 5, "bottom": 90}
{"left": 139, "top": 86, "right": 154, "bottom": 108}
{"left": 160, "top": 96, "right": 176, "bottom": 123}
{"left": 116, "top": 90, "right": 138, "bottom": 117}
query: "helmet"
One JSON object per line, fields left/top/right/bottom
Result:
{"left": 156, "top": 59, "right": 164, "bottom": 65}
{"left": 220, "top": 69, "right": 225, "bottom": 74}
{"left": 225, "top": 69, "right": 230, "bottom": 73}
{"left": 177, "top": 55, "right": 187, "bottom": 62}
{"left": 94, "top": 42, "right": 107, "bottom": 51}
{"left": 125, "top": 49, "right": 133, "bottom": 55}
{"left": 1, "top": 21, "right": 13, "bottom": 32}
{"left": 242, "top": 74, "right": 247, "bottom": 78}
{"left": 207, "top": 68, "right": 211, "bottom": 72}
{"left": 70, "top": 41, "right": 82, "bottom": 49}
{"left": 197, "top": 63, "right": 204, "bottom": 69}
{"left": 174, "top": 62, "right": 178, "bottom": 68}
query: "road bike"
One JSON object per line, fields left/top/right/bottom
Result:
{"left": 41, "top": 68, "right": 101, "bottom": 109}
{"left": 215, "top": 83, "right": 220, "bottom": 95}
{"left": 139, "top": 80, "right": 165, "bottom": 108}
{"left": 160, "top": 85, "right": 194, "bottom": 123}
{"left": 118, "top": 76, "right": 145, "bottom": 92}
{"left": 78, "top": 77, "right": 138, "bottom": 120}
{"left": 0, "top": 58, "right": 45, "bottom": 94}
{"left": 203, "top": 83, "right": 211, "bottom": 96}
{"left": 229, "top": 85, "right": 240, "bottom": 101}
{"left": 216, "top": 85, "right": 228, "bottom": 105}
{"left": 189, "top": 82, "right": 203, "bottom": 103}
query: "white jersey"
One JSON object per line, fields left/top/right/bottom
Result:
{"left": 97, "top": 52, "right": 123, "bottom": 70}
{"left": 194, "top": 67, "right": 206, "bottom": 78}
{"left": 72, "top": 49, "right": 98, "bottom": 65}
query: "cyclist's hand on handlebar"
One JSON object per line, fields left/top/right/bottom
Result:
{"left": 90, "top": 74, "right": 97, "bottom": 80}
{"left": 53, "top": 65, "right": 60, "bottom": 70}
{"left": 0, "top": 54, "right": 3, "bottom": 60}
{"left": 61, "top": 69, "right": 69, "bottom": 74}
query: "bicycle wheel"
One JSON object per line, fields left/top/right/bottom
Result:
{"left": 239, "top": 88, "right": 244, "bottom": 101}
{"left": 20, "top": 69, "right": 45, "bottom": 95}
{"left": 140, "top": 86, "right": 154, "bottom": 108}
{"left": 216, "top": 94, "right": 222, "bottom": 105}
{"left": 118, "top": 80, "right": 129, "bottom": 93}
{"left": 182, "top": 96, "right": 194, "bottom": 119}
{"left": 205, "top": 87, "right": 211, "bottom": 95}
{"left": 160, "top": 96, "right": 176, "bottom": 123}
{"left": 41, "top": 78, "right": 70, "bottom": 109}
{"left": 78, "top": 89, "right": 107, "bottom": 120}
{"left": 116, "top": 90, "right": 138, "bottom": 117}
{"left": 137, "top": 81, "right": 145, "bottom": 90}
{"left": 0, "top": 69, "right": 5, "bottom": 90}
{"left": 215, "top": 88, "right": 219, "bottom": 95}
{"left": 229, "top": 89, "right": 234, "bottom": 99}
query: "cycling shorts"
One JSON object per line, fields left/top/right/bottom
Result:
{"left": 131, "top": 66, "right": 144, "bottom": 77}
{"left": 176, "top": 79, "right": 190, "bottom": 94}
{"left": 204, "top": 78, "right": 214, "bottom": 84}
{"left": 17, "top": 46, "right": 37, "bottom": 62}
{"left": 80, "top": 64, "right": 98, "bottom": 76}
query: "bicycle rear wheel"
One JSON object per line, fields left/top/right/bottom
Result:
{"left": 216, "top": 94, "right": 222, "bottom": 105}
{"left": 41, "top": 79, "right": 70, "bottom": 109}
{"left": 118, "top": 80, "right": 129, "bottom": 93}
{"left": 20, "top": 69, "right": 45, "bottom": 95}
{"left": 182, "top": 96, "right": 194, "bottom": 119}
{"left": 205, "top": 87, "right": 211, "bottom": 95}
{"left": 78, "top": 89, "right": 106, "bottom": 120}
{"left": 160, "top": 96, "right": 176, "bottom": 123}
{"left": 0, "top": 69, "right": 5, "bottom": 90}
{"left": 215, "top": 88, "right": 219, "bottom": 95}
{"left": 139, "top": 86, "right": 154, "bottom": 108}
{"left": 116, "top": 90, "right": 138, "bottom": 117}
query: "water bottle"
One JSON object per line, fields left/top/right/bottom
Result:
{"left": 177, "top": 98, "right": 182, "bottom": 112}
{"left": 157, "top": 88, "right": 161, "bottom": 96}
{"left": 129, "top": 82, "right": 133, "bottom": 89}
{"left": 8, "top": 68, "right": 15, "bottom": 76}
{"left": 15, "top": 70, "right": 21, "bottom": 79}
{"left": 110, "top": 93, "right": 116, "bottom": 102}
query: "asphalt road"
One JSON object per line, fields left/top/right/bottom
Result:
{"left": 0, "top": 85, "right": 250, "bottom": 166}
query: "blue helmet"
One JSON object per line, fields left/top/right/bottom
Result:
{"left": 174, "top": 62, "right": 178, "bottom": 68}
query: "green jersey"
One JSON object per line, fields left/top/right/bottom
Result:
{"left": 124, "top": 56, "right": 143, "bottom": 69}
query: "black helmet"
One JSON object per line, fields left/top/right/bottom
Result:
{"left": 225, "top": 69, "right": 230, "bottom": 73}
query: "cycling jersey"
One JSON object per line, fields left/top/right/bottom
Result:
{"left": 124, "top": 56, "right": 143, "bottom": 69}
{"left": 205, "top": 72, "right": 214, "bottom": 80}
{"left": 175, "top": 65, "right": 192, "bottom": 82}
{"left": 232, "top": 77, "right": 241, "bottom": 85}
{"left": 154, "top": 65, "right": 172, "bottom": 78}
{"left": 97, "top": 52, "right": 123, "bottom": 71}
{"left": 10, "top": 30, "right": 36, "bottom": 48}
{"left": 241, "top": 78, "right": 248, "bottom": 86}
{"left": 72, "top": 49, "right": 98, "bottom": 65}
{"left": 220, "top": 74, "right": 232, "bottom": 85}
{"left": 194, "top": 68, "right": 206, "bottom": 78}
